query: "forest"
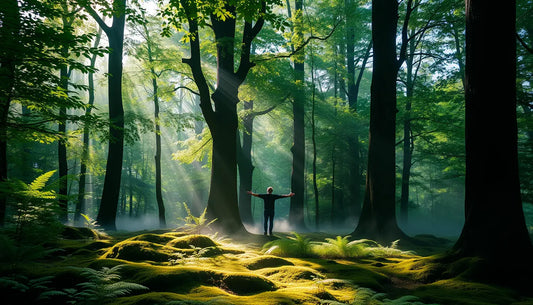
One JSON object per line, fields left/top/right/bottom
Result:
{"left": 1, "top": 0, "right": 533, "bottom": 304}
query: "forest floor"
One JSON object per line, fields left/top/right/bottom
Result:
{"left": 2, "top": 227, "right": 533, "bottom": 305}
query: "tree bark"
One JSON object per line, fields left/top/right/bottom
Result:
{"left": 143, "top": 19, "right": 166, "bottom": 228}
{"left": 180, "top": 0, "right": 265, "bottom": 234}
{"left": 453, "top": 0, "right": 532, "bottom": 260}
{"left": 345, "top": 0, "right": 362, "bottom": 220}
{"left": 88, "top": 0, "right": 126, "bottom": 231}
{"left": 399, "top": 27, "right": 417, "bottom": 226}
{"left": 238, "top": 101, "right": 255, "bottom": 225}
{"left": 352, "top": 0, "right": 407, "bottom": 243}
{"left": 0, "top": 0, "right": 20, "bottom": 226}
{"left": 288, "top": 0, "right": 307, "bottom": 230}
{"left": 75, "top": 27, "right": 102, "bottom": 224}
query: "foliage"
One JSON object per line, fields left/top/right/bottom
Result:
{"left": 0, "top": 170, "right": 63, "bottom": 244}
{"left": 264, "top": 234, "right": 414, "bottom": 259}
{"left": 178, "top": 202, "right": 217, "bottom": 235}
{"left": 263, "top": 232, "right": 314, "bottom": 257}
{"left": 0, "top": 235, "right": 56, "bottom": 269}
{"left": 72, "top": 265, "right": 149, "bottom": 304}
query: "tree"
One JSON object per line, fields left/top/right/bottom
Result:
{"left": 288, "top": 0, "right": 307, "bottom": 230}
{"left": 137, "top": 12, "right": 167, "bottom": 227}
{"left": 163, "top": 0, "right": 284, "bottom": 234}
{"left": 0, "top": 0, "right": 21, "bottom": 226}
{"left": 0, "top": 0, "right": 94, "bottom": 226}
{"left": 452, "top": 0, "right": 532, "bottom": 259}
{"left": 352, "top": 0, "right": 407, "bottom": 242}
{"left": 237, "top": 100, "right": 276, "bottom": 225}
{"left": 83, "top": 0, "right": 127, "bottom": 230}
{"left": 75, "top": 27, "right": 103, "bottom": 224}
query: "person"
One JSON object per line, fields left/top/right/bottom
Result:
{"left": 247, "top": 187, "right": 295, "bottom": 236}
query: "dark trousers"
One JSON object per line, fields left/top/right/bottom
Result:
{"left": 264, "top": 210, "right": 274, "bottom": 234}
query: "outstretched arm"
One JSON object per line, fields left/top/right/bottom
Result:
{"left": 247, "top": 191, "right": 260, "bottom": 197}
{"left": 282, "top": 192, "right": 295, "bottom": 198}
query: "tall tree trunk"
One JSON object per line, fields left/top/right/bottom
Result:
{"left": 345, "top": 0, "right": 362, "bottom": 220}
{"left": 0, "top": 0, "right": 20, "bottom": 226}
{"left": 453, "top": 0, "right": 532, "bottom": 260}
{"left": 143, "top": 19, "right": 166, "bottom": 228}
{"left": 180, "top": 0, "right": 265, "bottom": 234}
{"left": 352, "top": 0, "right": 406, "bottom": 243}
{"left": 75, "top": 27, "right": 102, "bottom": 224}
{"left": 153, "top": 74, "right": 166, "bottom": 227}
{"left": 238, "top": 100, "right": 255, "bottom": 225}
{"left": 399, "top": 28, "right": 417, "bottom": 226}
{"left": 288, "top": 0, "right": 307, "bottom": 230}
{"left": 58, "top": 64, "right": 69, "bottom": 223}
{"left": 311, "top": 64, "right": 319, "bottom": 230}
{"left": 87, "top": 0, "right": 127, "bottom": 230}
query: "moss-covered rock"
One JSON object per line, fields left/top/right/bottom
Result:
{"left": 243, "top": 256, "right": 294, "bottom": 270}
{"left": 102, "top": 240, "right": 174, "bottom": 262}
{"left": 128, "top": 233, "right": 178, "bottom": 245}
{"left": 256, "top": 265, "right": 324, "bottom": 282}
{"left": 61, "top": 226, "right": 104, "bottom": 240}
{"left": 220, "top": 273, "right": 277, "bottom": 295}
{"left": 167, "top": 235, "right": 218, "bottom": 249}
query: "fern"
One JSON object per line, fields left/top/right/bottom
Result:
{"left": 1, "top": 170, "right": 63, "bottom": 244}
{"left": 178, "top": 202, "right": 217, "bottom": 235}
{"left": 263, "top": 232, "right": 314, "bottom": 257}
{"left": 72, "top": 265, "right": 148, "bottom": 304}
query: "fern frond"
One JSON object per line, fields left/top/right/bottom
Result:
{"left": 29, "top": 170, "right": 56, "bottom": 191}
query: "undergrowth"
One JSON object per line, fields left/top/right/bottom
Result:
{"left": 263, "top": 233, "right": 414, "bottom": 259}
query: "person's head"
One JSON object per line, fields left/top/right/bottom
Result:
{"left": 267, "top": 187, "right": 273, "bottom": 194}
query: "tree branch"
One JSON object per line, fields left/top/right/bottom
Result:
{"left": 517, "top": 32, "right": 533, "bottom": 54}
{"left": 83, "top": 4, "right": 111, "bottom": 34}
{"left": 254, "top": 19, "right": 341, "bottom": 62}
{"left": 173, "top": 86, "right": 200, "bottom": 96}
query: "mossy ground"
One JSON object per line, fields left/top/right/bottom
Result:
{"left": 1, "top": 228, "right": 532, "bottom": 305}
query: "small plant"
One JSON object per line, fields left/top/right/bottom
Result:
{"left": 72, "top": 265, "right": 148, "bottom": 304}
{"left": 314, "top": 235, "right": 369, "bottom": 258}
{"left": 366, "top": 240, "right": 415, "bottom": 258}
{"left": 178, "top": 202, "right": 217, "bottom": 235}
{"left": 169, "top": 252, "right": 187, "bottom": 265}
{"left": 0, "top": 170, "right": 64, "bottom": 244}
{"left": 263, "top": 232, "right": 314, "bottom": 257}
{"left": 80, "top": 213, "right": 99, "bottom": 230}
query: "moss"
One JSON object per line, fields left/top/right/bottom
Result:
{"left": 129, "top": 233, "right": 177, "bottom": 245}
{"left": 220, "top": 273, "right": 276, "bottom": 295}
{"left": 118, "top": 263, "right": 217, "bottom": 293}
{"left": 244, "top": 256, "right": 294, "bottom": 270}
{"left": 111, "top": 292, "right": 185, "bottom": 305}
{"left": 102, "top": 240, "right": 174, "bottom": 262}
{"left": 256, "top": 265, "right": 323, "bottom": 283}
{"left": 61, "top": 226, "right": 102, "bottom": 240}
{"left": 414, "top": 279, "right": 519, "bottom": 305}
{"left": 167, "top": 235, "right": 218, "bottom": 249}
{"left": 315, "top": 259, "right": 391, "bottom": 291}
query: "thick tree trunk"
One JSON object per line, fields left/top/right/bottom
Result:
{"left": 238, "top": 101, "right": 255, "bottom": 225}
{"left": 345, "top": 0, "right": 362, "bottom": 220}
{"left": 0, "top": 0, "right": 20, "bottom": 226}
{"left": 95, "top": 1, "right": 126, "bottom": 230}
{"left": 205, "top": 11, "right": 246, "bottom": 234}
{"left": 453, "top": 0, "right": 532, "bottom": 260}
{"left": 289, "top": 0, "right": 307, "bottom": 230}
{"left": 180, "top": 0, "right": 265, "bottom": 235}
{"left": 352, "top": 0, "right": 406, "bottom": 243}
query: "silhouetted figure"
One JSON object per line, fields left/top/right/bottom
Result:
{"left": 247, "top": 187, "right": 295, "bottom": 236}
